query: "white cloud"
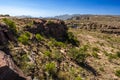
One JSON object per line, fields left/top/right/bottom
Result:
{"left": 0, "top": 6, "right": 50, "bottom": 17}
{"left": 0, "top": 5, "right": 73, "bottom": 17}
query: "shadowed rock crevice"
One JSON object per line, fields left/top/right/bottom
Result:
{"left": 0, "top": 66, "right": 26, "bottom": 80}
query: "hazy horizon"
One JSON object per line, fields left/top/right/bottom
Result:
{"left": 0, "top": 0, "right": 120, "bottom": 17}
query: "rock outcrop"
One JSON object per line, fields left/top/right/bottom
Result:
{"left": 0, "top": 51, "right": 29, "bottom": 80}
{"left": 43, "top": 20, "right": 68, "bottom": 41}
{"left": 26, "top": 19, "right": 68, "bottom": 41}
{"left": 0, "top": 23, "right": 15, "bottom": 45}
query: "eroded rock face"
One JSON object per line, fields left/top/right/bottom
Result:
{"left": 0, "top": 51, "right": 29, "bottom": 80}
{"left": 0, "top": 23, "right": 8, "bottom": 45}
{"left": 0, "top": 23, "right": 15, "bottom": 45}
{"left": 43, "top": 20, "right": 68, "bottom": 41}
{"left": 27, "top": 19, "right": 68, "bottom": 41}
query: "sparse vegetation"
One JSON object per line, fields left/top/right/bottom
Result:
{"left": 2, "top": 18, "right": 17, "bottom": 34}
{"left": 75, "top": 77, "right": 82, "bottom": 80}
{"left": 107, "top": 52, "right": 120, "bottom": 60}
{"left": 99, "top": 67, "right": 104, "bottom": 72}
{"left": 35, "top": 33, "right": 44, "bottom": 41}
{"left": 92, "top": 52, "right": 99, "bottom": 58}
{"left": 48, "top": 38, "right": 66, "bottom": 47}
{"left": 44, "top": 50, "right": 51, "bottom": 57}
{"left": 115, "top": 69, "right": 120, "bottom": 77}
{"left": 92, "top": 47, "right": 99, "bottom": 52}
{"left": 1, "top": 16, "right": 120, "bottom": 80}
{"left": 116, "top": 51, "right": 120, "bottom": 58}
{"left": 69, "top": 48, "right": 88, "bottom": 63}
{"left": 52, "top": 50, "right": 64, "bottom": 62}
{"left": 45, "top": 62, "right": 57, "bottom": 74}
{"left": 67, "top": 32, "right": 79, "bottom": 46}
{"left": 18, "top": 32, "right": 31, "bottom": 44}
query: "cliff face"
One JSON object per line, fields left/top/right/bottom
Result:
{"left": 0, "top": 51, "right": 29, "bottom": 80}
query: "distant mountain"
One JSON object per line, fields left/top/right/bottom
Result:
{"left": 14, "top": 15, "right": 35, "bottom": 18}
{"left": 54, "top": 14, "right": 81, "bottom": 20}
{"left": 53, "top": 14, "right": 120, "bottom": 20}
{"left": 54, "top": 14, "right": 72, "bottom": 20}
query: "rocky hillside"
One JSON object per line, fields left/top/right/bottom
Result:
{"left": 66, "top": 15, "right": 120, "bottom": 35}
{"left": 0, "top": 16, "right": 120, "bottom": 80}
{"left": 0, "top": 17, "right": 79, "bottom": 80}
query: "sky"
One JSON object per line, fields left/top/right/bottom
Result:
{"left": 0, "top": 0, "right": 120, "bottom": 17}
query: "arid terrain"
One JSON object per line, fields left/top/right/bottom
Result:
{"left": 0, "top": 15, "right": 120, "bottom": 80}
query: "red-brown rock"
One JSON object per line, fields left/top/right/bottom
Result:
{"left": 0, "top": 51, "right": 29, "bottom": 80}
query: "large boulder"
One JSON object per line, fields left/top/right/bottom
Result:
{"left": 0, "top": 51, "right": 29, "bottom": 80}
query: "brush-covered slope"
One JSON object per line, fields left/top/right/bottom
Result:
{"left": 0, "top": 16, "right": 120, "bottom": 80}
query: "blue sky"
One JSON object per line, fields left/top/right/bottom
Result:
{"left": 0, "top": 0, "right": 120, "bottom": 17}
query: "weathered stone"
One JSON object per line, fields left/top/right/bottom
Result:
{"left": 0, "top": 51, "right": 30, "bottom": 80}
{"left": 0, "top": 23, "right": 15, "bottom": 45}
{"left": 27, "top": 19, "right": 68, "bottom": 41}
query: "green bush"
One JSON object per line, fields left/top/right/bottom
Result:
{"left": 54, "top": 41, "right": 66, "bottom": 47}
{"left": 21, "top": 54, "right": 30, "bottom": 62}
{"left": 20, "top": 54, "right": 35, "bottom": 75}
{"left": 80, "top": 45, "right": 89, "bottom": 52}
{"left": 3, "top": 18, "right": 17, "bottom": 34}
{"left": 75, "top": 76, "right": 82, "bottom": 80}
{"left": 92, "top": 52, "right": 99, "bottom": 58}
{"left": 69, "top": 48, "right": 88, "bottom": 63}
{"left": 92, "top": 47, "right": 99, "bottom": 52}
{"left": 116, "top": 51, "right": 120, "bottom": 58}
{"left": 67, "top": 32, "right": 79, "bottom": 46}
{"left": 108, "top": 53, "right": 117, "bottom": 60}
{"left": 49, "top": 38, "right": 66, "bottom": 47}
{"left": 108, "top": 52, "right": 120, "bottom": 60}
{"left": 47, "top": 20, "right": 54, "bottom": 25}
{"left": 44, "top": 51, "right": 51, "bottom": 57}
{"left": 52, "top": 50, "right": 63, "bottom": 62}
{"left": 115, "top": 70, "right": 120, "bottom": 77}
{"left": 92, "top": 47, "right": 99, "bottom": 58}
{"left": 45, "top": 62, "right": 56, "bottom": 74}
{"left": 18, "top": 32, "right": 31, "bottom": 44}
{"left": 35, "top": 34, "right": 44, "bottom": 41}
